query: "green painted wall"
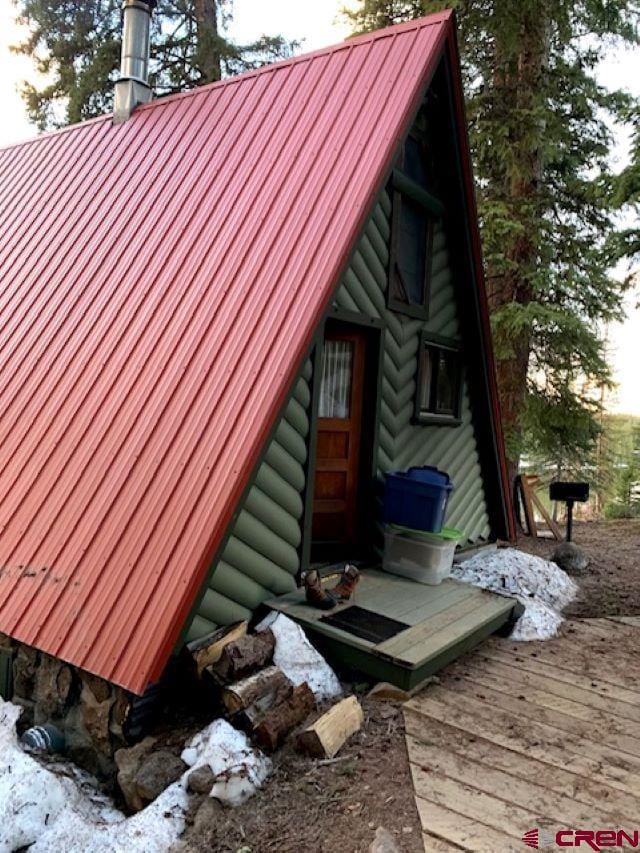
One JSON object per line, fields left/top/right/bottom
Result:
{"left": 186, "top": 361, "right": 312, "bottom": 642}
{"left": 0, "top": 647, "right": 12, "bottom": 699}
{"left": 186, "top": 189, "right": 491, "bottom": 642}
{"left": 333, "top": 189, "right": 491, "bottom": 544}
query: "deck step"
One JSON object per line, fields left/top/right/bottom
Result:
{"left": 265, "top": 569, "right": 518, "bottom": 690}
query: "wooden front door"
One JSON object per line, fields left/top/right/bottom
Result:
{"left": 312, "top": 327, "right": 366, "bottom": 546}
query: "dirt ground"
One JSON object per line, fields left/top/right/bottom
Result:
{"left": 175, "top": 698, "right": 422, "bottom": 853}
{"left": 517, "top": 518, "right": 640, "bottom": 618}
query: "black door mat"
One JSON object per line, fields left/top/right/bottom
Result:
{"left": 320, "top": 606, "right": 409, "bottom": 643}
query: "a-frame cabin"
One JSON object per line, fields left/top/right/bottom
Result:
{"left": 0, "top": 11, "right": 515, "bottom": 699}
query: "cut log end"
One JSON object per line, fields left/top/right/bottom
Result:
{"left": 297, "top": 696, "right": 363, "bottom": 759}
{"left": 187, "top": 621, "right": 248, "bottom": 677}
{"left": 210, "top": 630, "right": 275, "bottom": 683}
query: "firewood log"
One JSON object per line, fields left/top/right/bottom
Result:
{"left": 297, "top": 696, "right": 363, "bottom": 758}
{"left": 254, "top": 683, "right": 316, "bottom": 752}
{"left": 209, "top": 630, "right": 275, "bottom": 682}
{"left": 187, "top": 622, "right": 248, "bottom": 677}
{"left": 222, "top": 666, "right": 292, "bottom": 715}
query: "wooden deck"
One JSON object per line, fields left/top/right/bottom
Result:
{"left": 266, "top": 569, "right": 517, "bottom": 690}
{"left": 404, "top": 617, "right": 640, "bottom": 852}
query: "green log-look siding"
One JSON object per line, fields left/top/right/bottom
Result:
{"left": 186, "top": 189, "right": 490, "bottom": 642}
{"left": 185, "top": 361, "right": 312, "bottom": 642}
{"left": 333, "top": 189, "right": 491, "bottom": 544}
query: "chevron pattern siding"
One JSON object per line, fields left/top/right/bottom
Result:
{"left": 334, "top": 191, "right": 491, "bottom": 544}
{"left": 186, "top": 361, "right": 312, "bottom": 641}
{"left": 187, "top": 190, "right": 491, "bottom": 642}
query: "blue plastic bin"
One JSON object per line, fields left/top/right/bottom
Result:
{"left": 383, "top": 466, "right": 454, "bottom": 533}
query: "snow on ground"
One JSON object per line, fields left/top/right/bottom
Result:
{"left": 257, "top": 612, "right": 342, "bottom": 700}
{"left": 452, "top": 547, "right": 578, "bottom": 640}
{"left": 0, "top": 615, "right": 339, "bottom": 851}
{"left": 0, "top": 700, "right": 272, "bottom": 853}
{"left": 28, "top": 783, "right": 189, "bottom": 853}
{"left": 181, "top": 719, "right": 271, "bottom": 807}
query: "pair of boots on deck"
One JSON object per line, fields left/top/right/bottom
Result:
{"left": 303, "top": 564, "right": 360, "bottom": 611}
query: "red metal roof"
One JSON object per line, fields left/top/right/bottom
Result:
{"left": 0, "top": 11, "right": 490, "bottom": 694}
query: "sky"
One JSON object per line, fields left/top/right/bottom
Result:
{"left": 596, "top": 49, "right": 640, "bottom": 417}
{"left": 0, "top": 0, "right": 638, "bottom": 414}
{"left": 0, "top": 0, "right": 35, "bottom": 146}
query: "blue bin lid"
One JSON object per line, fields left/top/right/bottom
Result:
{"left": 390, "top": 466, "right": 452, "bottom": 489}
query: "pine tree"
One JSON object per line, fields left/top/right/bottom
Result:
{"left": 602, "top": 414, "right": 640, "bottom": 517}
{"left": 345, "top": 0, "right": 640, "bottom": 481}
{"left": 613, "top": 106, "right": 640, "bottom": 264}
{"left": 12, "top": 0, "right": 298, "bottom": 130}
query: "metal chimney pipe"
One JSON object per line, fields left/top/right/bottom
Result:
{"left": 113, "top": 0, "right": 156, "bottom": 124}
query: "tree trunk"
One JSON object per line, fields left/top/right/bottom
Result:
{"left": 491, "top": 325, "right": 532, "bottom": 489}
{"left": 485, "top": 7, "right": 551, "bottom": 486}
{"left": 194, "top": 0, "right": 222, "bottom": 83}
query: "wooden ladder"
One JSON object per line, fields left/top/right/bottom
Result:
{"left": 516, "top": 474, "right": 563, "bottom": 541}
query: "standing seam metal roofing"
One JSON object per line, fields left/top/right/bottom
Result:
{"left": 0, "top": 12, "right": 500, "bottom": 693}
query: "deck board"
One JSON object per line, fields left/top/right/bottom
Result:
{"left": 391, "top": 598, "right": 514, "bottom": 664}
{"left": 477, "top": 645, "right": 640, "bottom": 707}
{"left": 458, "top": 654, "right": 640, "bottom": 723}
{"left": 266, "top": 569, "right": 517, "bottom": 689}
{"left": 403, "top": 713, "right": 640, "bottom": 821}
{"left": 422, "top": 831, "right": 464, "bottom": 852}
{"left": 407, "top": 736, "right": 620, "bottom": 825}
{"left": 404, "top": 618, "right": 640, "bottom": 850}
{"left": 444, "top": 660, "right": 640, "bottom": 738}
{"left": 437, "top": 678, "right": 640, "bottom": 760}
{"left": 482, "top": 632, "right": 636, "bottom": 687}
{"left": 377, "top": 591, "right": 494, "bottom": 656}
{"left": 415, "top": 797, "right": 521, "bottom": 852}
{"left": 609, "top": 616, "right": 640, "bottom": 628}
{"left": 394, "top": 584, "right": 479, "bottom": 623}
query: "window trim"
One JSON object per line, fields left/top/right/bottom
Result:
{"left": 392, "top": 168, "right": 444, "bottom": 217}
{"left": 387, "top": 189, "right": 434, "bottom": 319}
{"left": 413, "top": 332, "right": 464, "bottom": 426}
{"left": 387, "top": 170, "right": 443, "bottom": 320}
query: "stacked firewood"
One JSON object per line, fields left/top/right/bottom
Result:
{"left": 188, "top": 621, "right": 363, "bottom": 757}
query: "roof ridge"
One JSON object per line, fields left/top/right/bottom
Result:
{"left": 0, "top": 11, "right": 453, "bottom": 155}
{"left": 0, "top": 113, "right": 110, "bottom": 155}
{"left": 135, "top": 11, "right": 453, "bottom": 114}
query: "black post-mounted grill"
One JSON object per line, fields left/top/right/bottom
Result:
{"left": 549, "top": 481, "right": 590, "bottom": 542}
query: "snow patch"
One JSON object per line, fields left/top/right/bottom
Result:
{"left": 0, "top": 703, "right": 112, "bottom": 852}
{"left": 0, "top": 699, "right": 271, "bottom": 852}
{"left": 181, "top": 719, "right": 271, "bottom": 806}
{"left": 508, "top": 601, "right": 565, "bottom": 641}
{"left": 257, "top": 612, "right": 342, "bottom": 700}
{"left": 29, "top": 784, "right": 189, "bottom": 853}
{"left": 452, "top": 547, "right": 578, "bottom": 640}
